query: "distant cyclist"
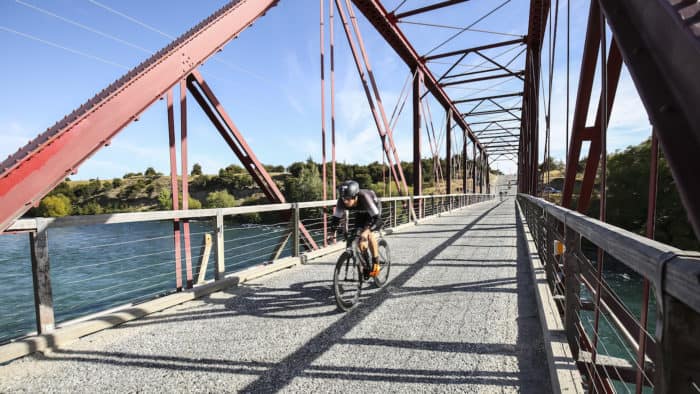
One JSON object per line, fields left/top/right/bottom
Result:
{"left": 329, "top": 180, "right": 382, "bottom": 277}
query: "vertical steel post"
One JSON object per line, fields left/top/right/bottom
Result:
{"left": 336, "top": 0, "right": 407, "bottom": 195}
{"left": 636, "top": 131, "right": 658, "bottom": 393}
{"left": 413, "top": 68, "right": 423, "bottom": 212}
{"left": 215, "top": 209, "right": 225, "bottom": 280}
{"left": 485, "top": 155, "right": 490, "bottom": 194}
{"left": 591, "top": 8, "right": 609, "bottom": 365}
{"left": 167, "top": 90, "right": 183, "bottom": 291}
{"left": 472, "top": 143, "right": 477, "bottom": 193}
{"left": 179, "top": 80, "right": 193, "bottom": 289}
{"left": 446, "top": 109, "right": 452, "bottom": 194}
{"left": 330, "top": 0, "right": 337, "bottom": 199}
{"left": 462, "top": 133, "right": 467, "bottom": 194}
{"left": 30, "top": 219, "right": 54, "bottom": 334}
{"left": 321, "top": 0, "right": 328, "bottom": 247}
{"left": 479, "top": 151, "right": 483, "bottom": 194}
{"left": 657, "top": 296, "right": 700, "bottom": 393}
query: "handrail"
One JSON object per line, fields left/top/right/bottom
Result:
{"left": 6, "top": 193, "right": 495, "bottom": 232}
{"left": 518, "top": 193, "right": 700, "bottom": 314}
{"left": 518, "top": 193, "right": 700, "bottom": 393}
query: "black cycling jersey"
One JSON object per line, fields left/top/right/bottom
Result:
{"left": 331, "top": 189, "right": 382, "bottom": 230}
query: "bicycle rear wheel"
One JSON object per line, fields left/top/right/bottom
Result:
{"left": 372, "top": 239, "right": 391, "bottom": 288}
{"left": 333, "top": 251, "right": 363, "bottom": 311}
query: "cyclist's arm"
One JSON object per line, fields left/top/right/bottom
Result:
{"left": 330, "top": 201, "right": 345, "bottom": 233}
{"left": 360, "top": 191, "right": 382, "bottom": 231}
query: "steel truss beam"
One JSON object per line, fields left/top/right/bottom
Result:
{"left": 0, "top": 0, "right": 280, "bottom": 232}
{"left": 599, "top": 0, "right": 700, "bottom": 239}
{"left": 469, "top": 119, "right": 520, "bottom": 125}
{"left": 335, "top": 0, "right": 410, "bottom": 196}
{"left": 187, "top": 71, "right": 318, "bottom": 251}
{"left": 561, "top": 2, "right": 622, "bottom": 216}
{"left": 473, "top": 50, "right": 525, "bottom": 81}
{"left": 393, "top": 0, "right": 471, "bottom": 20}
{"left": 463, "top": 108, "right": 521, "bottom": 117}
{"left": 351, "top": 0, "right": 486, "bottom": 152}
{"left": 453, "top": 92, "right": 522, "bottom": 104}
{"left": 424, "top": 38, "right": 525, "bottom": 61}
{"left": 442, "top": 66, "right": 515, "bottom": 81}
{"left": 518, "top": 0, "right": 549, "bottom": 194}
{"left": 441, "top": 70, "right": 525, "bottom": 87}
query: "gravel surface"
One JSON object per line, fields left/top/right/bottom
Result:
{"left": 0, "top": 198, "right": 550, "bottom": 393}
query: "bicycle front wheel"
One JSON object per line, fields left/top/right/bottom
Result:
{"left": 333, "top": 251, "right": 363, "bottom": 311}
{"left": 372, "top": 239, "right": 391, "bottom": 288}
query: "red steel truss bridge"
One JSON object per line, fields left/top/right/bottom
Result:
{"left": 0, "top": 1, "right": 699, "bottom": 393}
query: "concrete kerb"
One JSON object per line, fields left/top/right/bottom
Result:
{"left": 515, "top": 200, "right": 584, "bottom": 393}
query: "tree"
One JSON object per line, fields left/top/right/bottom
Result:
{"left": 191, "top": 163, "right": 202, "bottom": 176}
{"left": 539, "top": 157, "right": 564, "bottom": 172}
{"left": 159, "top": 189, "right": 204, "bottom": 210}
{"left": 206, "top": 190, "right": 236, "bottom": 208}
{"left": 187, "top": 197, "right": 202, "bottom": 209}
{"left": 284, "top": 158, "right": 322, "bottom": 202}
{"left": 158, "top": 189, "right": 172, "bottom": 210}
{"left": 604, "top": 138, "right": 699, "bottom": 250}
{"left": 144, "top": 167, "right": 157, "bottom": 177}
{"left": 38, "top": 194, "right": 72, "bottom": 217}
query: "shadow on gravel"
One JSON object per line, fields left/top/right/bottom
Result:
{"left": 237, "top": 200, "right": 506, "bottom": 393}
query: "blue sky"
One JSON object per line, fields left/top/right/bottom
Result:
{"left": 0, "top": 0, "right": 652, "bottom": 179}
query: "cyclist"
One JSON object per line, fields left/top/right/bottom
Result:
{"left": 329, "top": 180, "right": 382, "bottom": 278}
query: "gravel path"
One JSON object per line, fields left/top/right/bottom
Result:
{"left": 0, "top": 198, "right": 550, "bottom": 393}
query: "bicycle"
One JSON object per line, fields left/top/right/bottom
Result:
{"left": 332, "top": 227, "right": 391, "bottom": 311}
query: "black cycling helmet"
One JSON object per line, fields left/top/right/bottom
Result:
{"left": 338, "top": 180, "right": 360, "bottom": 199}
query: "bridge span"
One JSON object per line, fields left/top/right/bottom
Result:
{"left": 0, "top": 198, "right": 567, "bottom": 393}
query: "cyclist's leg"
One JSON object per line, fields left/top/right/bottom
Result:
{"left": 366, "top": 230, "right": 379, "bottom": 262}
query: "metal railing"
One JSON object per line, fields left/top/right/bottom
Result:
{"left": 517, "top": 194, "right": 700, "bottom": 393}
{"left": 0, "top": 192, "right": 494, "bottom": 344}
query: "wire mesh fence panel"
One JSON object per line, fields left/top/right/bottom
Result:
{"left": 48, "top": 220, "right": 214, "bottom": 324}
{"left": 0, "top": 233, "right": 35, "bottom": 343}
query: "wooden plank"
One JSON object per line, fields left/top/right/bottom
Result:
{"left": 215, "top": 210, "right": 225, "bottom": 280}
{"left": 292, "top": 204, "right": 300, "bottom": 257}
{"left": 195, "top": 233, "right": 213, "bottom": 285}
{"left": 30, "top": 220, "right": 54, "bottom": 334}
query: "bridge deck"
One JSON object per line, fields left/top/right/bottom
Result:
{"left": 0, "top": 198, "right": 551, "bottom": 393}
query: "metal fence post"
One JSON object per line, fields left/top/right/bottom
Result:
{"left": 393, "top": 200, "right": 398, "bottom": 227}
{"left": 30, "top": 218, "right": 54, "bottom": 334}
{"left": 292, "top": 203, "right": 300, "bottom": 257}
{"left": 563, "top": 227, "right": 582, "bottom": 361}
{"left": 656, "top": 294, "right": 700, "bottom": 393}
{"left": 215, "top": 209, "right": 225, "bottom": 280}
{"left": 544, "top": 213, "right": 555, "bottom": 288}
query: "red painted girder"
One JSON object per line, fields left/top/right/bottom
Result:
{"left": 186, "top": 70, "right": 319, "bottom": 251}
{"left": 351, "top": 0, "right": 485, "bottom": 152}
{"left": 518, "top": 0, "right": 550, "bottom": 195}
{"left": 0, "top": 0, "right": 279, "bottom": 232}
{"left": 575, "top": 42, "right": 623, "bottom": 214}
{"left": 561, "top": 1, "right": 600, "bottom": 208}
